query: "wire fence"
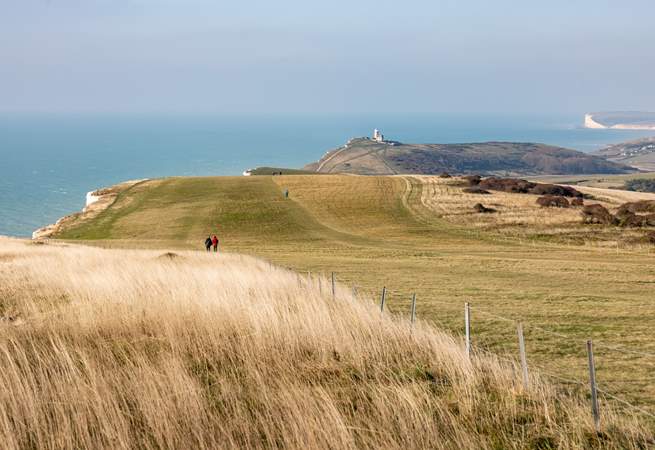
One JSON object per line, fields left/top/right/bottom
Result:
{"left": 324, "top": 271, "right": 655, "bottom": 429}
{"left": 28, "top": 269, "right": 654, "bottom": 428}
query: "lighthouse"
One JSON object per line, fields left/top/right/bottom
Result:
{"left": 373, "top": 129, "right": 385, "bottom": 143}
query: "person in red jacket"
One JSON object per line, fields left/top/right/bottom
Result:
{"left": 211, "top": 235, "right": 219, "bottom": 253}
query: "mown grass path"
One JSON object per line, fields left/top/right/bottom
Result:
{"left": 57, "top": 174, "right": 655, "bottom": 414}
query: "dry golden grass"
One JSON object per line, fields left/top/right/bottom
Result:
{"left": 0, "top": 237, "right": 652, "bottom": 449}
{"left": 408, "top": 176, "right": 655, "bottom": 246}
{"left": 413, "top": 176, "right": 583, "bottom": 228}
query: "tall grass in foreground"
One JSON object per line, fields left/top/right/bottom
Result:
{"left": 0, "top": 238, "right": 651, "bottom": 449}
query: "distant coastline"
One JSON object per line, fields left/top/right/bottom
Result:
{"left": 4, "top": 114, "right": 655, "bottom": 238}
{"left": 32, "top": 179, "right": 148, "bottom": 240}
{"left": 584, "top": 112, "right": 655, "bottom": 131}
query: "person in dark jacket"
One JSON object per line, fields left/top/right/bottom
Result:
{"left": 204, "top": 236, "right": 212, "bottom": 252}
{"left": 212, "top": 235, "right": 219, "bottom": 252}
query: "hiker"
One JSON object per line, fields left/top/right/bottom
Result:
{"left": 212, "top": 235, "right": 219, "bottom": 252}
{"left": 204, "top": 236, "right": 212, "bottom": 252}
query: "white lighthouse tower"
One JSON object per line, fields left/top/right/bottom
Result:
{"left": 373, "top": 129, "right": 384, "bottom": 143}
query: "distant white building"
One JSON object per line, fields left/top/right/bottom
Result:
{"left": 373, "top": 129, "right": 385, "bottom": 143}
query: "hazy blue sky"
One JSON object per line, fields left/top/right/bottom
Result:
{"left": 1, "top": 0, "right": 654, "bottom": 114}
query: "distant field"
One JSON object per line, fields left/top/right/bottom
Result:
{"left": 531, "top": 172, "right": 655, "bottom": 189}
{"left": 54, "top": 174, "right": 655, "bottom": 415}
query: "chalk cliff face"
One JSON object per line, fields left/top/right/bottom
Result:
{"left": 584, "top": 112, "right": 655, "bottom": 130}
{"left": 32, "top": 179, "right": 148, "bottom": 240}
{"left": 584, "top": 114, "right": 607, "bottom": 129}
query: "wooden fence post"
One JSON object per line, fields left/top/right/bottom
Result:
{"left": 587, "top": 340, "right": 600, "bottom": 431}
{"left": 465, "top": 303, "right": 471, "bottom": 358}
{"left": 380, "top": 287, "right": 387, "bottom": 312}
{"left": 410, "top": 293, "right": 417, "bottom": 325}
{"left": 331, "top": 272, "right": 335, "bottom": 299}
{"left": 352, "top": 285, "right": 358, "bottom": 298}
{"left": 517, "top": 323, "right": 529, "bottom": 389}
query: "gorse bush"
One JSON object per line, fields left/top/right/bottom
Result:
{"left": 0, "top": 238, "right": 651, "bottom": 449}
{"left": 625, "top": 179, "right": 655, "bottom": 193}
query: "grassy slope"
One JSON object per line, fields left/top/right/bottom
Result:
{"left": 56, "top": 175, "right": 655, "bottom": 413}
{"left": 3, "top": 239, "right": 650, "bottom": 448}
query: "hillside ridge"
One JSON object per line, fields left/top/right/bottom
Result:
{"left": 593, "top": 137, "right": 655, "bottom": 171}
{"left": 303, "top": 137, "right": 635, "bottom": 176}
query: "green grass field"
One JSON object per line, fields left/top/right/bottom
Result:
{"left": 56, "top": 174, "right": 655, "bottom": 416}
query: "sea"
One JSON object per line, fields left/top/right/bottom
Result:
{"left": 1, "top": 112, "right": 654, "bottom": 238}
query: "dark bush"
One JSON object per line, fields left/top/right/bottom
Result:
{"left": 625, "top": 179, "right": 655, "bottom": 193}
{"left": 475, "top": 177, "right": 583, "bottom": 198}
{"left": 530, "top": 183, "right": 582, "bottom": 198}
{"left": 536, "top": 195, "right": 570, "bottom": 208}
{"left": 614, "top": 204, "right": 655, "bottom": 227}
{"left": 570, "top": 198, "right": 584, "bottom": 207}
{"left": 581, "top": 204, "right": 616, "bottom": 225}
{"left": 462, "top": 175, "right": 482, "bottom": 186}
{"left": 439, "top": 172, "right": 452, "bottom": 178}
{"left": 617, "top": 212, "right": 649, "bottom": 228}
{"left": 473, "top": 203, "right": 496, "bottom": 213}
{"left": 463, "top": 187, "right": 491, "bottom": 195}
{"left": 478, "top": 177, "right": 535, "bottom": 193}
{"left": 616, "top": 200, "right": 655, "bottom": 216}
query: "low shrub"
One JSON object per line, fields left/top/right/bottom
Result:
{"left": 536, "top": 196, "right": 570, "bottom": 208}
{"left": 474, "top": 203, "right": 496, "bottom": 213}
{"left": 475, "top": 177, "right": 582, "bottom": 198}
{"left": 617, "top": 200, "right": 655, "bottom": 216}
{"left": 462, "top": 175, "right": 482, "bottom": 186}
{"left": 463, "top": 187, "right": 491, "bottom": 195}
{"left": 581, "top": 204, "right": 616, "bottom": 225}
{"left": 625, "top": 179, "right": 655, "bottom": 193}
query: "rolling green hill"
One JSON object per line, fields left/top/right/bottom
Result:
{"left": 592, "top": 137, "right": 655, "bottom": 171}
{"left": 52, "top": 174, "right": 655, "bottom": 416}
{"left": 303, "top": 138, "right": 635, "bottom": 176}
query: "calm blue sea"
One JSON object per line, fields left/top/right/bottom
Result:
{"left": 1, "top": 113, "right": 653, "bottom": 237}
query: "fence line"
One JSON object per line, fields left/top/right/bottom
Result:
{"left": 597, "top": 387, "right": 655, "bottom": 421}
{"left": 468, "top": 303, "right": 655, "bottom": 361}
{"left": 595, "top": 342, "right": 655, "bottom": 361}
{"left": 468, "top": 307, "right": 515, "bottom": 324}
{"left": 323, "top": 272, "right": 655, "bottom": 424}
{"left": 538, "top": 370, "right": 587, "bottom": 386}
{"left": 466, "top": 334, "right": 655, "bottom": 427}
{"left": 327, "top": 274, "right": 655, "bottom": 363}
{"left": 469, "top": 307, "right": 655, "bottom": 424}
